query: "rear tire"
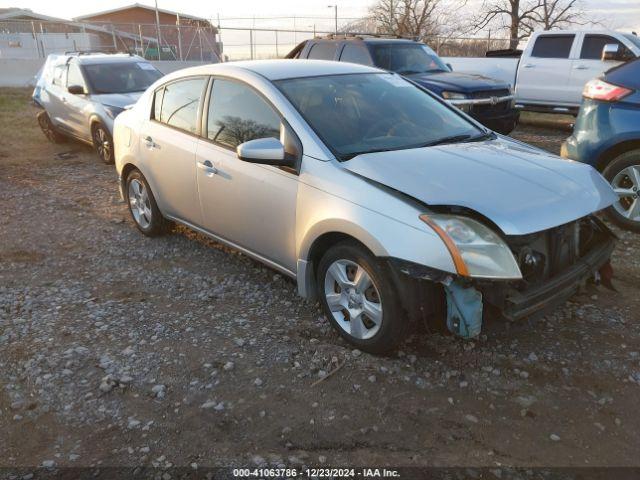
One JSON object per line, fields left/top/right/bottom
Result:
{"left": 92, "top": 123, "right": 114, "bottom": 164}
{"left": 125, "top": 169, "right": 171, "bottom": 237}
{"left": 316, "top": 241, "right": 408, "bottom": 354}
{"left": 602, "top": 150, "right": 640, "bottom": 233}
{"left": 37, "top": 111, "right": 65, "bottom": 143}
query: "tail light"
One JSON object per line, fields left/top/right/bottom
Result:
{"left": 583, "top": 79, "right": 632, "bottom": 102}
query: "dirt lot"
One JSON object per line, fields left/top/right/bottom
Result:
{"left": 1, "top": 88, "right": 640, "bottom": 473}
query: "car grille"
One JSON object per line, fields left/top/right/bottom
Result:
{"left": 469, "top": 89, "right": 512, "bottom": 115}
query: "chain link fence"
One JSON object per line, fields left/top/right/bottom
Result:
{"left": 0, "top": 18, "right": 512, "bottom": 62}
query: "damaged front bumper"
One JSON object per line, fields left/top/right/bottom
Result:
{"left": 388, "top": 216, "right": 617, "bottom": 339}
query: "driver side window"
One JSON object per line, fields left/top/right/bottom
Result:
{"left": 66, "top": 62, "right": 86, "bottom": 89}
{"left": 206, "top": 79, "right": 281, "bottom": 149}
{"left": 52, "top": 65, "right": 67, "bottom": 87}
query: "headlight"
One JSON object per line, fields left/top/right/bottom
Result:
{"left": 441, "top": 91, "right": 467, "bottom": 100}
{"left": 104, "top": 105, "right": 125, "bottom": 119}
{"left": 419, "top": 214, "right": 522, "bottom": 279}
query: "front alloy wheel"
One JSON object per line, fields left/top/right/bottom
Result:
{"left": 316, "top": 241, "right": 408, "bottom": 354}
{"left": 603, "top": 150, "right": 640, "bottom": 232}
{"left": 92, "top": 124, "right": 114, "bottom": 164}
{"left": 324, "top": 259, "right": 383, "bottom": 340}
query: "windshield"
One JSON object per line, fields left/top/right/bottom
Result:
{"left": 371, "top": 44, "right": 450, "bottom": 74}
{"left": 276, "top": 73, "right": 484, "bottom": 161}
{"left": 623, "top": 34, "right": 640, "bottom": 51}
{"left": 83, "top": 62, "right": 163, "bottom": 94}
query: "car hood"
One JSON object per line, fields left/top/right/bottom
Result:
{"left": 406, "top": 71, "right": 507, "bottom": 92}
{"left": 92, "top": 92, "right": 143, "bottom": 109}
{"left": 342, "top": 138, "right": 617, "bottom": 235}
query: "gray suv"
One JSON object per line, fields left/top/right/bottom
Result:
{"left": 33, "top": 52, "right": 163, "bottom": 164}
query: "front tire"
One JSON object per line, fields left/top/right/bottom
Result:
{"left": 125, "top": 169, "right": 171, "bottom": 236}
{"left": 92, "top": 123, "right": 114, "bottom": 164}
{"left": 316, "top": 241, "right": 408, "bottom": 354}
{"left": 602, "top": 150, "right": 640, "bottom": 232}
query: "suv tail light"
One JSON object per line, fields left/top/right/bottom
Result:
{"left": 583, "top": 79, "right": 632, "bottom": 102}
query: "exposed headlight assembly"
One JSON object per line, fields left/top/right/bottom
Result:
{"left": 441, "top": 91, "right": 467, "bottom": 100}
{"left": 419, "top": 214, "right": 522, "bottom": 279}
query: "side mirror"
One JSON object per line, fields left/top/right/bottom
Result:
{"left": 446, "top": 63, "right": 453, "bottom": 71}
{"left": 602, "top": 43, "right": 622, "bottom": 61}
{"left": 236, "top": 137, "right": 289, "bottom": 166}
{"left": 67, "top": 84, "right": 85, "bottom": 95}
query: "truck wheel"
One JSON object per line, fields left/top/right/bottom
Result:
{"left": 316, "top": 241, "right": 408, "bottom": 354}
{"left": 602, "top": 149, "right": 640, "bottom": 233}
{"left": 37, "top": 111, "right": 65, "bottom": 143}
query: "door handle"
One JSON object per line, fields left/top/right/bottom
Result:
{"left": 143, "top": 136, "right": 159, "bottom": 149}
{"left": 573, "top": 65, "right": 589, "bottom": 70}
{"left": 198, "top": 160, "right": 218, "bottom": 176}
{"left": 522, "top": 63, "right": 535, "bottom": 68}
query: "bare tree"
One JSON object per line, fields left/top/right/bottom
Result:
{"left": 369, "top": 0, "right": 442, "bottom": 38}
{"left": 525, "top": 0, "right": 586, "bottom": 30}
{"left": 472, "top": 0, "right": 541, "bottom": 48}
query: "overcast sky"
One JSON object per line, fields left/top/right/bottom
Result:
{"left": 3, "top": 0, "right": 639, "bottom": 33}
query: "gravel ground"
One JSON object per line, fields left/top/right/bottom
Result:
{"left": 1, "top": 89, "right": 640, "bottom": 472}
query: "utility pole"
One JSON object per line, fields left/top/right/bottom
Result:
{"left": 176, "top": 14, "right": 183, "bottom": 61}
{"left": 154, "top": 0, "right": 162, "bottom": 60}
{"left": 328, "top": 5, "right": 338, "bottom": 35}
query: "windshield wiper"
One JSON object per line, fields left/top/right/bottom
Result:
{"left": 340, "top": 147, "right": 400, "bottom": 161}
{"left": 422, "top": 131, "right": 496, "bottom": 147}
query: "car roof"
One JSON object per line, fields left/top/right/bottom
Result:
{"left": 172, "top": 59, "right": 384, "bottom": 81}
{"left": 311, "top": 37, "right": 416, "bottom": 44}
{"left": 74, "top": 54, "right": 146, "bottom": 65}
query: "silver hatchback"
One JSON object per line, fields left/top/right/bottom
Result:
{"left": 114, "top": 60, "right": 617, "bottom": 354}
{"left": 33, "top": 52, "right": 163, "bottom": 163}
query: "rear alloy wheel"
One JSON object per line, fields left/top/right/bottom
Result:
{"left": 603, "top": 150, "right": 640, "bottom": 232}
{"left": 125, "top": 169, "right": 170, "bottom": 236}
{"left": 317, "top": 242, "right": 408, "bottom": 354}
{"left": 37, "top": 111, "right": 65, "bottom": 143}
{"left": 92, "top": 124, "right": 114, "bottom": 164}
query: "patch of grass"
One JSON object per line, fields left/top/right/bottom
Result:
{"left": 0, "top": 87, "right": 32, "bottom": 114}
{"left": 0, "top": 88, "right": 59, "bottom": 166}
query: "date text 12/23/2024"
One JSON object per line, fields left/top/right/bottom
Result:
{"left": 232, "top": 468, "right": 401, "bottom": 478}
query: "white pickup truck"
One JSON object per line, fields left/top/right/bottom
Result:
{"left": 443, "top": 30, "right": 640, "bottom": 113}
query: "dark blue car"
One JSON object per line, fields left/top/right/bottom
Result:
{"left": 562, "top": 58, "right": 640, "bottom": 232}
{"left": 287, "top": 37, "right": 519, "bottom": 134}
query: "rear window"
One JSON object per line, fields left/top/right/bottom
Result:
{"left": 154, "top": 77, "right": 206, "bottom": 134}
{"left": 307, "top": 42, "right": 337, "bottom": 60}
{"left": 531, "top": 35, "right": 575, "bottom": 58}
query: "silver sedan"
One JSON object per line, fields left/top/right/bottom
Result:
{"left": 114, "top": 60, "right": 617, "bottom": 353}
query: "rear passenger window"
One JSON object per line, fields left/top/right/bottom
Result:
{"left": 206, "top": 79, "right": 281, "bottom": 149}
{"left": 531, "top": 35, "right": 575, "bottom": 58}
{"left": 307, "top": 42, "right": 337, "bottom": 60}
{"left": 580, "top": 35, "right": 631, "bottom": 60}
{"left": 340, "top": 44, "right": 372, "bottom": 66}
{"left": 155, "top": 77, "right": 206, "bottom": 134}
